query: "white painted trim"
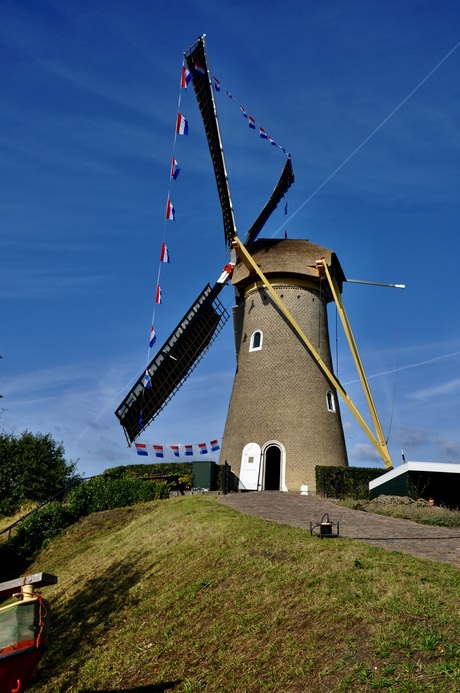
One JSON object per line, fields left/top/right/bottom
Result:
{"left": 249, "top": 330, "right": 263, "bottom": 352}
{"left": 261, "top": 440, "right": 287, "bottom": 492}
{"left": 369, "top": 461, "right": 460, "bottom": 490}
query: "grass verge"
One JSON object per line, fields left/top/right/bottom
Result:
{"left": 17, "top": 496, "right": 460, "bottom": 692}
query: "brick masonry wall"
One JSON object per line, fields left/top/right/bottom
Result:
{"left": 220, "top": 280, "right": 348, "bottom": 494}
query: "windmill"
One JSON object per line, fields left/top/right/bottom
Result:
{"left": 115, "top": 35, "right": 393, "bottom": 493}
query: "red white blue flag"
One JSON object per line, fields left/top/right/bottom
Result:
{"left": 239, "top": 105, "right": 248, "bottom": 119}
{"left": 135, "top": 442, "right": 148, "bottom": 456}
{"left": 194, "top": 62, "right": 205, "bottom": 77}
{"left": 214, "top": 77, "right": 221, "bottom": 92}
{"left": 170, "top": 445, "right": 180, "bottom": 457}
{"left": 259, "top": 127, "right": 268, "bottom": 140}
{"left": 166, "top": 198, "right": 175, "bottom": 221}
{"left": 149, "top": 326, "right": 156, "bottom": 348}
{"left": 198, "top": 442, "right": 208, "bottom": 455}
{"left": 160, "top": 242, "right": 170, "bottom": 263}
{"left": 248, "top": 116, "right": 256, "bottom": 129}
{"left": 155, "top": 284, "right": 162, "bottom": 304}
{"left": 181, "top": 66, "right": 192, "bottom": 89}
{"left": 153, "top": 445, "right": 164, "bottom": 458}
{"left": 210, "top": 439, "right": 220, "bottom": 452}
{"left": 268, "top": 135, "right": 278, "bottom": 146}
{"left": 170, "top": 157, "right": 180, "bottom": 180}
{"left": 176, "top": 112, "right": 189, "bottom": 136}
{"left": 143, "top": 369, "right": 151, "bottom": 389}
{"left": 185, "top": 445, "right": 193, "bottom": 456}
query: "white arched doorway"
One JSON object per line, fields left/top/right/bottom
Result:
{"left": 261, "top": 442, "right": 287, "bottom": 492}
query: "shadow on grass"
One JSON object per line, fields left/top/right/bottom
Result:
{"left": 81, "top": 684, "right": 182, "bottom": 692}
{"left": 34, "top": 552, "right": 166, "bottom": 689}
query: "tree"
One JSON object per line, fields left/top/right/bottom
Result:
{"left": 0, "top": 430, "right": 79, "bottom": 516}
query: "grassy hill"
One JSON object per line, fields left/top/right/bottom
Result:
{"left": 19, "top": 496, "right": 460, "bottom": 692}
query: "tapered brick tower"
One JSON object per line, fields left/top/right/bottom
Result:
{"left": 220, "top": 238, "right": 348, "bottom": 493}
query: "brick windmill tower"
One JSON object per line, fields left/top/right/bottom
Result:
{"left": 115, "top": 36, "right": 393, "bottom": 491}
{"left": 219, "top": 239, "right": 348, "bottom": 493}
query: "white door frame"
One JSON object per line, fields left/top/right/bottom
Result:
{"left": 261, "top": 441, "right": 287, "bottom": 492}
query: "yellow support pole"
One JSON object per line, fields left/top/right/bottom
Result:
{"left": 232, "top": 237, "right": 393, "bottom": 468}
{"left": 318, "top": 259, "right": 393, "bottom": 469}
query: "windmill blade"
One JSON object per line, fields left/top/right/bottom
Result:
{"left": 115, "top": 283, "right": 229, "bottom": 444}
{"left": 244, "top": 156, "right": 295, "bottom": 245}
{"left": 184, "top": 35, "right": 237, "bottom": 248}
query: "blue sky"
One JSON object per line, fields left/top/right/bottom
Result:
{"left": 1, "top": 0, "right": 459, "bottom": 477}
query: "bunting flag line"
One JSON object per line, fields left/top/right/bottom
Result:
{"left": 149, "top": 326, "right": 156, "bottom": 348}
{"left": 213, "top": 74, "right": 290, "bottom": 157}
{"left": 155, "top": 284, "right": 162, "bottom": 304}
{"left": 181, "top": 66, "right": 192, "bottom": 89}
{"left": 143, "top": 369, "right": 151, "bottom": 389}
{"left": 160, "top": 242, "right": 170, "bottom": 263}
{"left": 176, "top": 112, "right": 189, "bottom": 136}
{"left": 132, "top": 440, "right": 222, "bottom": 458}
{"left": 166, "top": 198, "right": 175, "bottom": 221}
{"left": 170, "top": 157, "right": 180, "bottom": 180}
{"left": 194, "top": 62, "right": 205, "bottom": 77}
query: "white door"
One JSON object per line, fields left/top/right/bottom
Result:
{"left": 239, "top": 442, "right": 262, "bottom": 490}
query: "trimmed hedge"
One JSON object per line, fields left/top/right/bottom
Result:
{"left": 104, "top": 463, "right": 193, "bottom": 478}
{"left": 315, "top": 465, "right": 387, "bottom": 500}
{"left": 1, "top": 476, "right": 170, "bottom": 579}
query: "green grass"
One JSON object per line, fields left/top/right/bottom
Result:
{"left": 340, "top": 496, "right": 460, "bottom": 528}
{"left": 17, "top": 496, "right": 460, "bottom": 692}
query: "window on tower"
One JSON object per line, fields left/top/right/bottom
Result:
{"left": 250, "top": 330, "right": 263, "bottom": 352}
{"left": 326, "top": 391, "right": 336, "bottom": 413}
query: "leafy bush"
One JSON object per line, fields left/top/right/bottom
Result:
{"left": 8, "top": 502, "right": 73, "bottom": 563}
{"left": 3, "top": 476, "right": 170, "bottom": 575}
{"left": 104, "top": 463, "right": 193, "bottom": 479}
{"left": 316, "top": 465, "right": 386, "bottom": 499}
{"left": 0, "top": 431, "right": 79, "bottom": 515}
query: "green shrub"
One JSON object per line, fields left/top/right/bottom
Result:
{"left": 104, "top": 463, "right": 193, "bottom": 479}
{"left": 4, "top": 476, "right": 170, "bottom": 575}
{"left": 316, "top": 465, "right": 386, "bottom": 499}
{"left": 9, "top": 502, "right": 73, "bottom": 563}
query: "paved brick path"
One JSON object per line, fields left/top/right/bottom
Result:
{"left": 217, "top": 492, "right": 460, "bottom": 568}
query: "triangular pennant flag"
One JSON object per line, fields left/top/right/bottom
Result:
{"left": 176, "top": 112, "right": 189, "bottom": 136}
{"left": 160, "top": 242, "right": 170, "bottom": 263}
{"left": 166, "top": 198, "right": 175, "bottom": 221}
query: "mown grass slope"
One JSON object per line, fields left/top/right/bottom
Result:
{"left": 23, "top": 496, "right": 460, "bottom": 692}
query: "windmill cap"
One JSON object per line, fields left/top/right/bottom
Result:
{"left": 232, "top": 238, "right": 346, "bottom": 290}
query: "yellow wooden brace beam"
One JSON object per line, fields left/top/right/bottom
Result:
{"left": 231, "top": 236, "right": 393, "bottom": 469}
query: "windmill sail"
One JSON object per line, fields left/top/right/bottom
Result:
{"left": 184, "top": 35, "right": 237, "bottom": 248}
{"left": 115, "top": 284, "right": 229, "bottom": 444}
{"left": 245, "top": 156, "right": 294, "bottom": 245}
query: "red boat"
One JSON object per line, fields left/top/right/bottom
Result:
{"left": 0, "top": 573, "right": 57, "bottom": 693}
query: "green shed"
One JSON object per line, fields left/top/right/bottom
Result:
{"left": 369, "top": 461, "right": 460, "bottom": 508}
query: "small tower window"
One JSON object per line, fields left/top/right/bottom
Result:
{"left": 250, "top": 330, "right": 263, "bottom": 352}
{"left": 326, "top": 391, "right": 336, "bottom": 413}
